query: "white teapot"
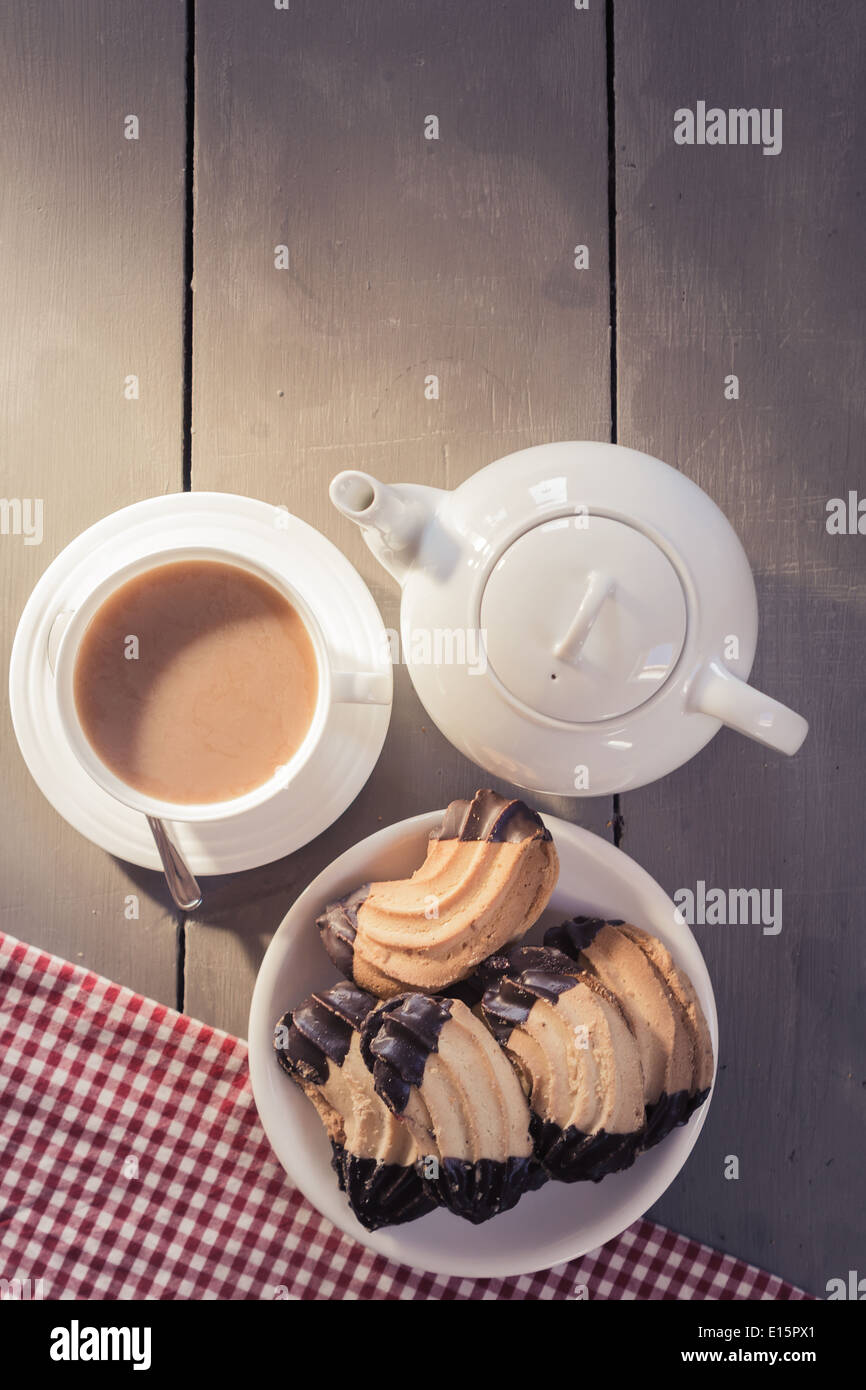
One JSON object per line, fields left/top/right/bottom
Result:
{"left": 330, "top": 442, "right": 807, "bottom": 796}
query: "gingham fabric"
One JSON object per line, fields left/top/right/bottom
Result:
{"left": 0, "top": 931, "right": 812, "bottom": 1301}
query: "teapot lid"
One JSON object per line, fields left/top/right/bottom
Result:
{"left": 480, "top": 516, "right": 687, "bottom": 722}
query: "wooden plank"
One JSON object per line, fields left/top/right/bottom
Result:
{"left": 0, "top": 1, "right": 186, "bottom": 999}
{"left": 187, "top": 0, "right": 614, "bottom": 1037}
{"left": 613, "top": 0, "right": 865, "bottom": 1295}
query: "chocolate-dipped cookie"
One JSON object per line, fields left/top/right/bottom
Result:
{"left": 360, "top": 992, "right": 540, "bottom": 1223}
{"left": 545, "top": 918, "right": 714, "bottom": 1147}
{"left": 479, "top": 946, "right": 646, "bottom": 1182}
{"left": 274, "top": 982, "right": 435, "bottom": 1230}
{"left": 318, "top": 789, "right": 559, "bottom": 998}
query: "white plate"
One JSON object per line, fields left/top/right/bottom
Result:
{"left": 248, "top": 811, "right": 718, "bottom": 1279}
{"left": 8, "top": 492, "right": 392, "bottom": 874}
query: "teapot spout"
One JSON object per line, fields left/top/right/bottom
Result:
{"left": 329, "top": 470, "right": 437, "bottom": 585}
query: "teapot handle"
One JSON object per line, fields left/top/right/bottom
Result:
{"left": 689, "top": 659, "right": 808, "bottom": 755}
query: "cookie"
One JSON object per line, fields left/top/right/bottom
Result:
{"left": 318, "top": 789, "right": 558, "bottom": 997}
{"left": 360, "top": 991, "right": 541, "bottom": 1223}
{"left": 545, "top": 918, "right": 714, "bottom": 1146}
{"left": 274, "top": 982, "right": 435, "bottom": 1230}
{"left": 478, "top": 945, "right": 646, "bottom": 1182}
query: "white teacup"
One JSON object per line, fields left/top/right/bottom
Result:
{"left": 49, "top": 544, "right": 390, "bottom": 824}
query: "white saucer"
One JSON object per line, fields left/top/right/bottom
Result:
{"left": 8, "top": 493, "right": 392, "bottom": 874}
{"left": 248, "top": 812, "right": 718, "bottom": 1279}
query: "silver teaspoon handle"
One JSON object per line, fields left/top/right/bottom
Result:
{"left": 146, "top": 816, "right": 203, "bottom": 912}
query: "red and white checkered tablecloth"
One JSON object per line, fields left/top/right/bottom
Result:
{"left": 0, "top": 931, "right": 813, "bottom": 1301}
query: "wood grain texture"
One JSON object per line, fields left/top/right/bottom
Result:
{"left": 613, "top": 0, "right": 865, "bottom": 1295}
{"left": 0, "top": 1, "right": 186, "bottom": 998}
{"left": 186, "top": 0, "right": 614, "bottom": 1037}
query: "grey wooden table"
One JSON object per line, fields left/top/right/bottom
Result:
{"left": 1, "top": 1, "right": 863, "bottom": 1299}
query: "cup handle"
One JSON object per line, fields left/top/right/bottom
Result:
{"left": 331, "top": 670, "right": 392, "bottom": 706}
{"left": 689, "top": 659, "right": 808, "bottom": 755}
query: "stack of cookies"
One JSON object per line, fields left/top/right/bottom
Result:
{"left": 275, "top": 789, "right": 713, "bottom": 1231}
